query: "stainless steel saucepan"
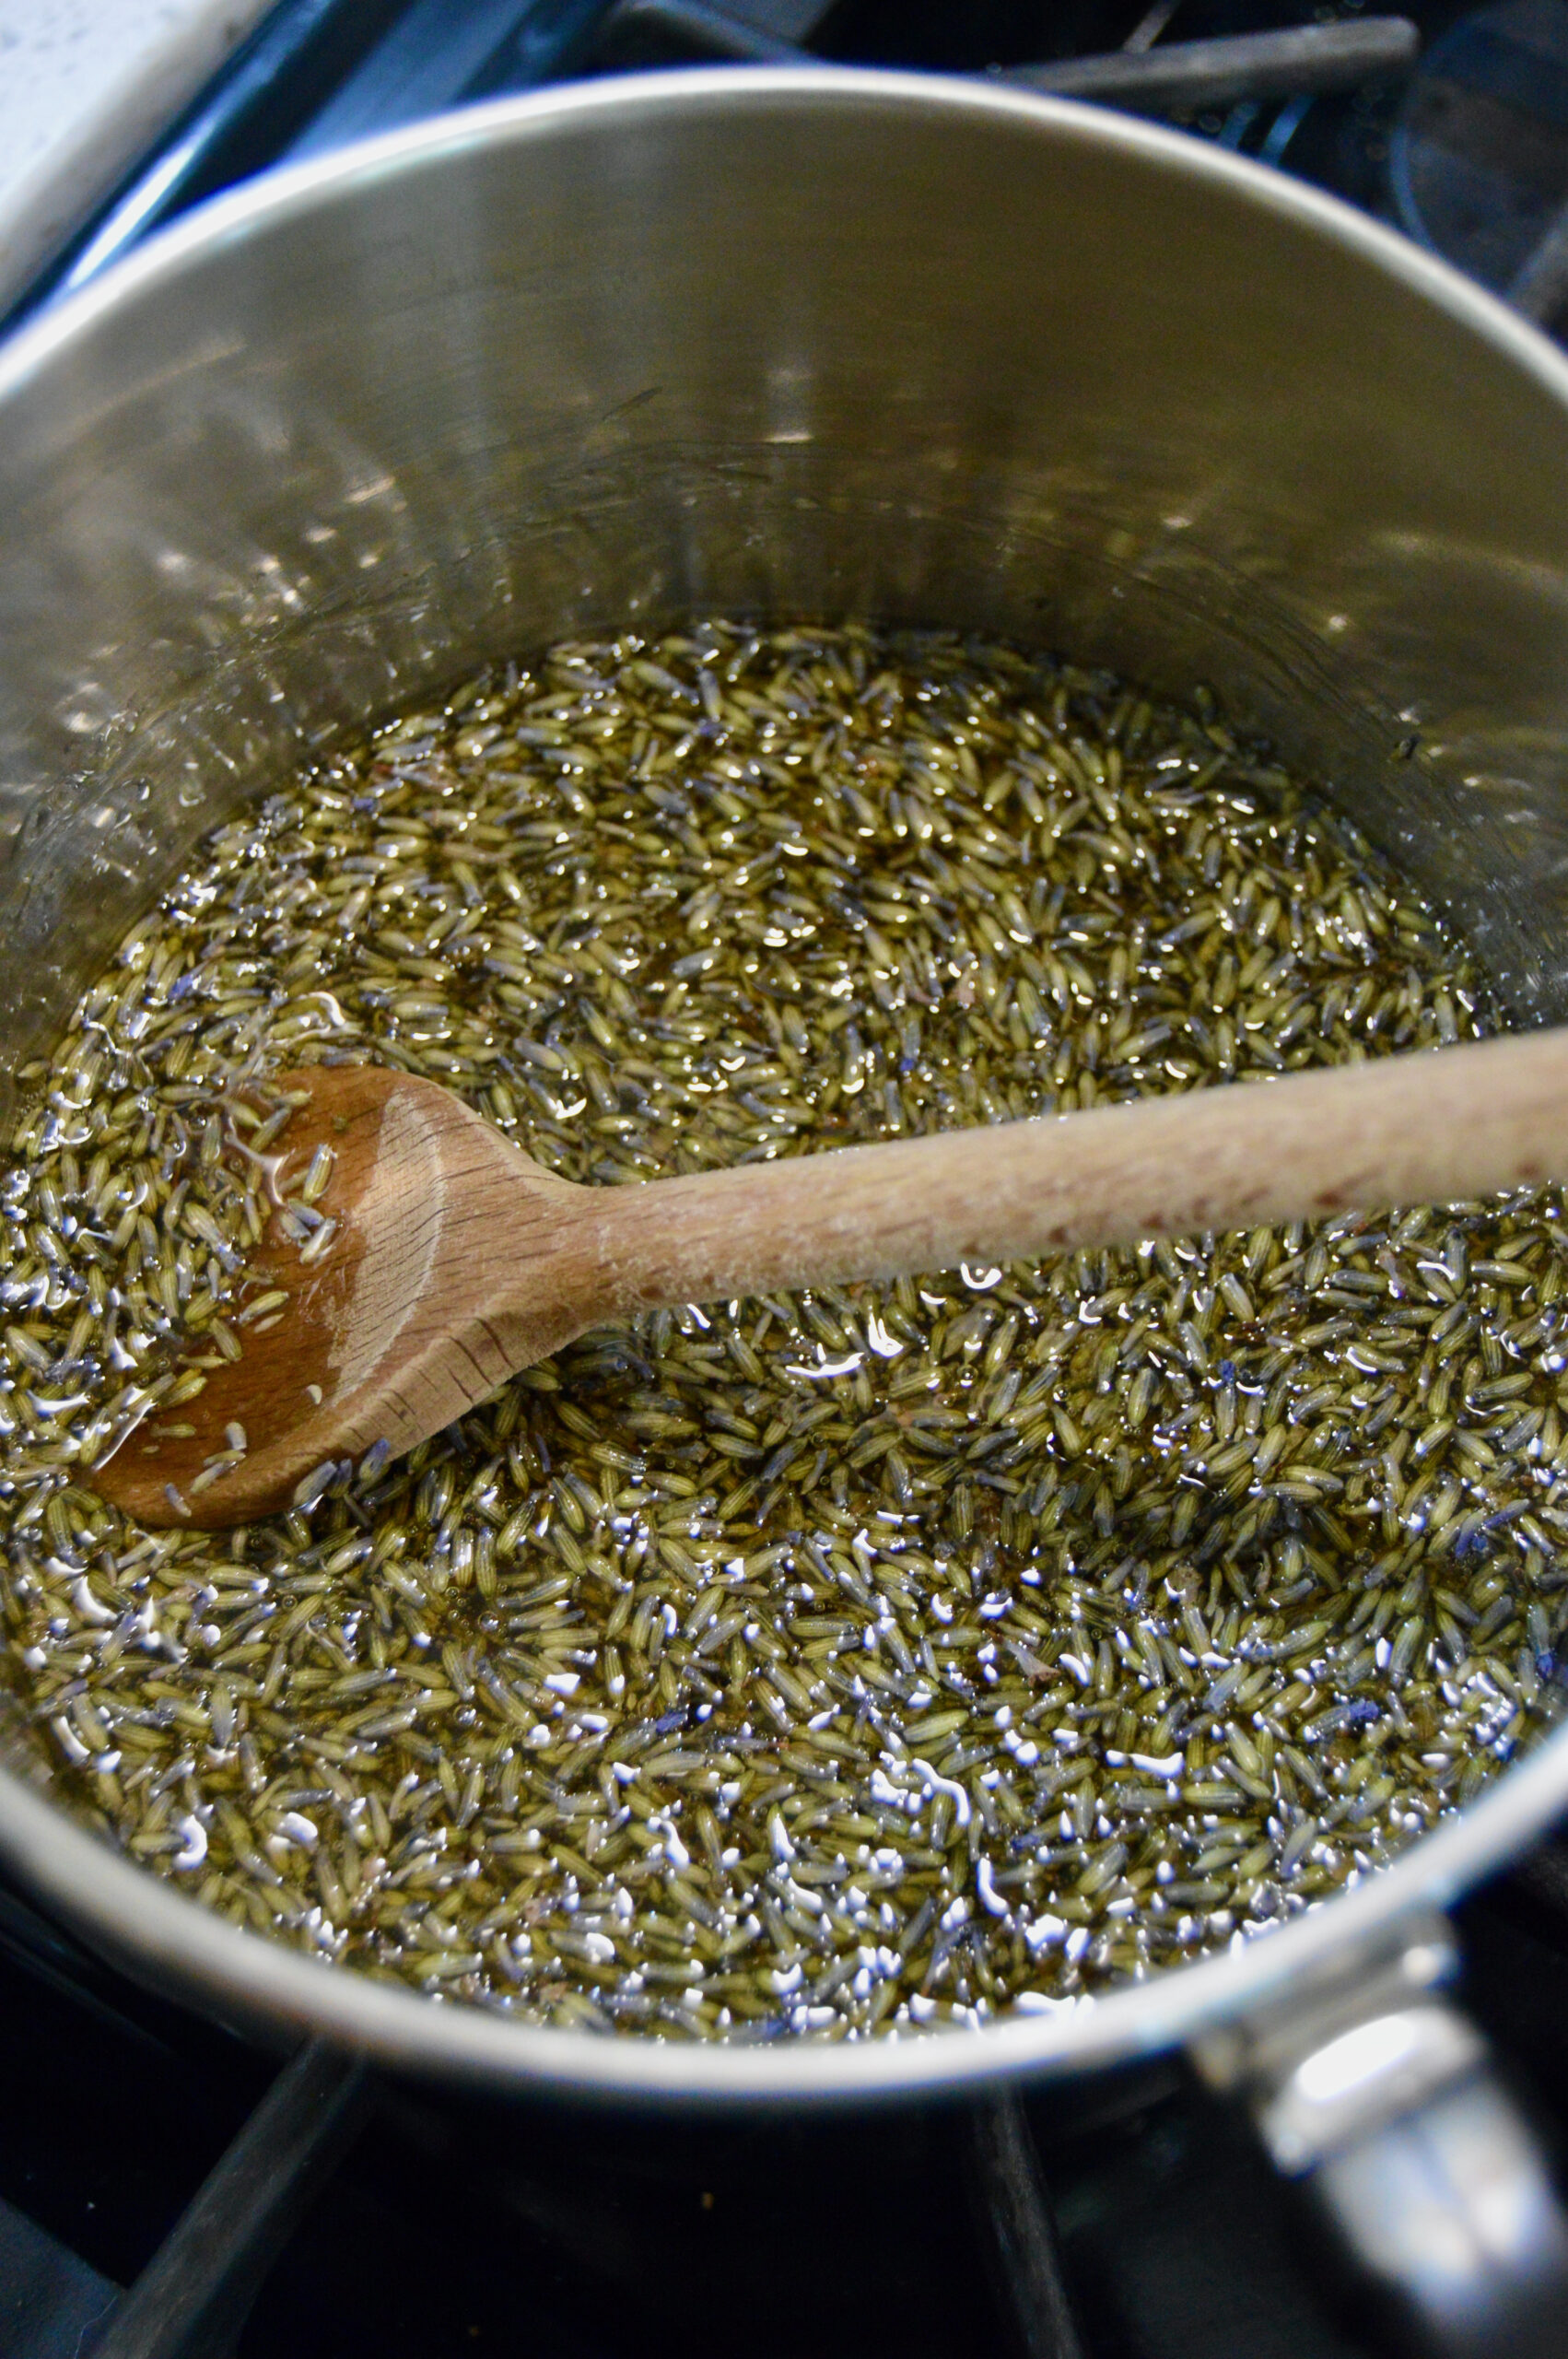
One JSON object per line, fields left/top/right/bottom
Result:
{"left": 3, "top": 66, "right": 1568, "bottom": 2353}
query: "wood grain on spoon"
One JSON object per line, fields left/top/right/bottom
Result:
{"left": 90, "top": 1029, "right": 1568, "bottom": 1528}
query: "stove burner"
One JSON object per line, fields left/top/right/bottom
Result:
{"left": 1392, "top": 0, "right": 1568, "bottom": 301}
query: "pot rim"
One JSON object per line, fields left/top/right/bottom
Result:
{"left": 3, "top": 63, "right": 1567, "bottom": 2101}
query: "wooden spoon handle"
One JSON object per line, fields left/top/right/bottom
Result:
{"left": 568, "top": 1028, "right": 1568, "bottom": 1314}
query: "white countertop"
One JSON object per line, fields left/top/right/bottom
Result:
{"left": 0, "top": 0, "right": 277, "bottom": 315}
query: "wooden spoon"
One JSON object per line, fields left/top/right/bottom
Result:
{"left": 91, "top": 1029, "right": 1568, "bottom": 1528}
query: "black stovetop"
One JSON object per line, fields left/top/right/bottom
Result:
{"left": 6, "top": 6, "right": 1568, "bottom": 2356}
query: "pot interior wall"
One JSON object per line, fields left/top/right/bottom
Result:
{"left": 3, "top": 77, "right": 1568, "bottom": 1127}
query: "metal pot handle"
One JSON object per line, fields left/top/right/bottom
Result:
{"left": 1191, "top": 1915, "right": 1568, "bottom": 2356}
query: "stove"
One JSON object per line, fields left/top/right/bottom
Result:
{"left": 6, "top": 1849, "right": 1568, "bottom": 2359}
{"left": 5, "top": 7, "right": 1568, "bottom": 2356}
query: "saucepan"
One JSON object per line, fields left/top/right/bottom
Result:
{"left": 3, "top": 65, "right": 1568, "bottom": 2355}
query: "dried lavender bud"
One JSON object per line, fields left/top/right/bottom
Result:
{"left": 2, "top": 620, "right": 1561, "bottom": 2044}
